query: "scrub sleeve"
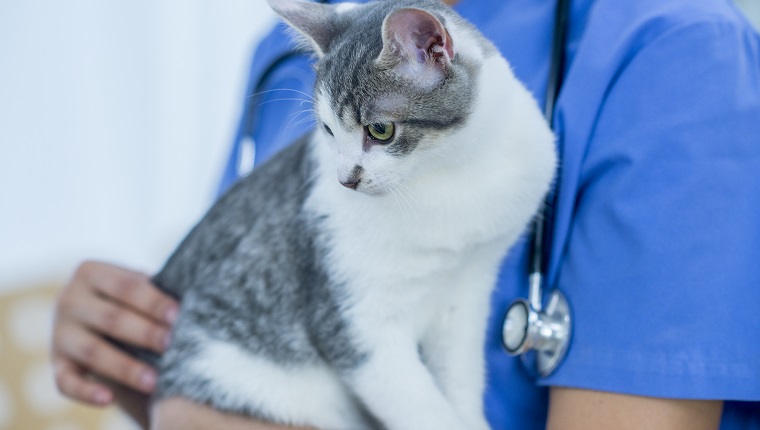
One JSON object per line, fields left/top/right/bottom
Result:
{"left": 538, "top": 3, "right": 760, "bottom": 428}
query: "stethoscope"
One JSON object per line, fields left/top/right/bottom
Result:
{"left": 230, "top": 0, "right": 573, "bottom": 379}
{"left": 501, "top": 0, "right": 572, "bottom": 378}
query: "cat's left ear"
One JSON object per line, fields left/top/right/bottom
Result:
{"left": 376, "top": 8, "right": 455, "bottom": 89}
{"left": 268, "top": 0, "right": 339, "bottom": 57}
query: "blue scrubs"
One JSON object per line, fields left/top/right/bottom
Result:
{"left": 220, "top": 0, "right": 760, "bottom": 428}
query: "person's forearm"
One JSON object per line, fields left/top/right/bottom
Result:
{"left": 546, "top": 387, "right": 723, "bottom": 430}
{"left": 152, "top": 397, "right": 313, "bottom": 430}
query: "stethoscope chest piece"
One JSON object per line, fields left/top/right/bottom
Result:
{"left": 502, "top": 288, "right": 571, "bottom": 377}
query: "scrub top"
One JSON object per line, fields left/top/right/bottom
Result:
{"left": 219, "top": 0, "right": 760, "bottom": 428}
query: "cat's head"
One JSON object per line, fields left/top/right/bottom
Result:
{"left": 269, "top": 0, "right": 492, "bottom": 195}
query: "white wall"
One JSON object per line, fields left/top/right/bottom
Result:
{"left": 0, "top": 1, "right": 275, "bottom": 291}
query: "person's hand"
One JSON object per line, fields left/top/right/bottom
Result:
{"left": 52, "top": 261, "right": 179, "bottom": 406}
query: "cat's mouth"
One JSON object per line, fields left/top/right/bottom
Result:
{"left": 339, "top": 178, "right": 360, "bottom": 190}
{"left": 340, "top": 180, "right": 387, "bottom": 197}
{"left": 336, "top": 165, "right": 391, "bottom": 196}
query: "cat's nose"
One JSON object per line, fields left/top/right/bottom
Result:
{"left": 340, "top": 178, "right": 361, "bottom": 190}
{"left": 339, "top": 165, "right": 363, "bottom": 190}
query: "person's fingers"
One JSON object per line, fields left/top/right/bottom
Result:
{"left": 76, "top": 293, "right": 171, "bottom": 353}
{"left": 53, "top": 357, "right": 113, "bottom": 406}
{"left": 76, "top": 261, "right": 179, "bottom": 325}
{"left": 55, "top": 323, "right": 158, "bottom": 394}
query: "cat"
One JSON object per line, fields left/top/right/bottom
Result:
{"left": 144, "top": 0, "right": 556, "bottom": 429}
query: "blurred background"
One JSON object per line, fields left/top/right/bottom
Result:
{"left": 0, "top": 0, "right": 274, "bottom": 428}
{"left": 0, "top": 1, "right": 758, "bottom": 429}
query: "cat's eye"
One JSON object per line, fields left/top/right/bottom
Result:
{"left": 367, "top": 122, "right": 395, "bottom": 142}
{"left": 323, "top": 123, "right": 334, "bottom": 136}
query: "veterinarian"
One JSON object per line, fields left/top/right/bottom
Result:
{"left": 52, "top": 0, "right": 760, "bottom": 429}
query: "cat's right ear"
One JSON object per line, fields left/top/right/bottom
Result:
{"left": 267, "top": 0, "right": 338, "bottom": 57}
{"left": 376, "top": 8, "right": 455, "bottom": 90}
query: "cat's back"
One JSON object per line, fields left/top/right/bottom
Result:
{"left": 154, "top": 133, "right": 320, "bottom": 299}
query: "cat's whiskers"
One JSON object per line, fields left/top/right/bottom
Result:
{"left": 249, "top": 88, "right": 316, "bottom": 101}
{"left": 251, "top": 89, "right": 315, "bottom": 113}
{"left": 390, "top": 183, "right": 418, "bottom": 222}
{"left": 395, "top": 182, "right": 420, "bottom": 222}
{"left": 400, "top": 172, "right": 439, "bottom": 191}
{"left": 289, "top": 108, "right": 315, "bottom": 117}
{"left": 286, "top": 109, "right": 316, "bottom": 130}
{"left": 291, "top": 114, "right": 317, "bottom": 129}
{"left": 388, "top": 185, "right": 409, "bottom": 221}
{"left": 258, "top": 98, "right": 314, "bottom": 108}
{"left": 401, "top": 176, "right": 422, "bottom": 187}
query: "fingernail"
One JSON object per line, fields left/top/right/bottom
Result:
{"left": 165, "top": 306, "right": 179, "bottom": 325}
{"left": 141, "top": 371, "right": 156, "bottom": 390}
{"left": 94, "top": 390, "right": 112, "bottom": 404}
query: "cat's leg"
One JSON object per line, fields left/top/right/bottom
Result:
{"left": 420, "top": 267, "right": 496, "bottom": 430}
{"left": 157, "top": 324, "right": 369, "bottom": 430}
{"left": 341, "top": 328, "right": 469, "bottom": 430}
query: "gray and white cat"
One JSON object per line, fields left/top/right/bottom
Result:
{"left": 148, "top": 0, "right": 555, "bottom": 429}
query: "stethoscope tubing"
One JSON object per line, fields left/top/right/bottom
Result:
{"left": 530, "top": 0, "right": 570, "bottom": 302}
{"left": 510, "top": 0, "right": 572, "bottom": 378}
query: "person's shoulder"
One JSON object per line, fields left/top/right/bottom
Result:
{"left": 592, "top": 0, "right": 750, "bottom": 28}
{"left": 586, "top": 0, "right": 757, "bottom": 49}
{"left": 568, "top": 0, "right": 759, "bottom": 84}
